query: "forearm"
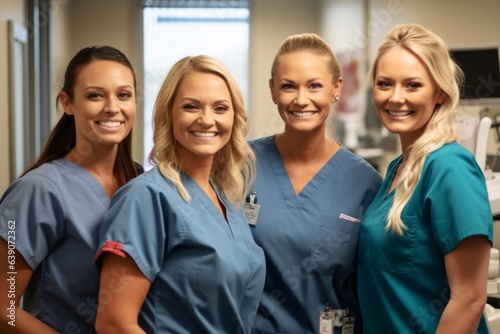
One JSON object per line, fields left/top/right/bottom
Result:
{"left": 96, "top": 254, "right": 151, "bottom": 334}
{"left": 436, "top": 298, "right": 485, "bottom": 334}
{"left": 0, "top": 307, "right": 58, "bottom": 334}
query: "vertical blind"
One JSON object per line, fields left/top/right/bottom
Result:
{"left": 142, "top": 0, "right": 250, "bottom": 168}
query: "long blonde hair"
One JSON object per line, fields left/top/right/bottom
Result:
{"left": 148, "top": 55, "right": 255, "bottom": 206}
{"left": 371, "top": 24, "right": 464, "bottom": 235}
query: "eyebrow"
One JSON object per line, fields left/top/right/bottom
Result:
{"left": 180, "top": 97, "right": 231, "bottom": 104}
{"left": 84, "top": 85, "right": 134, "bottom": 90}
{"left": 375, "top": 75, "right": 423, "bottom": 81}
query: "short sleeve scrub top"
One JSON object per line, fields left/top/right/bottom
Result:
{"left": 0, "top": 159, "right": 110, "bottom": 333}
{"left": 249, "top": 136, "right": 382, "bottom": 334}
{"left": 97, "top": 167, "right": 266, "bottom": 333}
{"left": 358, "top": 143, "right": 493, "bottom": 334}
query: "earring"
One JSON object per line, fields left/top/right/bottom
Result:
{"left": 335, "top": 96, "right": 340, "bottom": 101}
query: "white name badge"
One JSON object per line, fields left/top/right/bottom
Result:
{"left": 244, "top": 203, "right": 260, "bottom": 226}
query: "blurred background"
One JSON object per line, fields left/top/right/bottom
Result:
{"left": 1, "top": 0, "right": 500, "bottom": 192}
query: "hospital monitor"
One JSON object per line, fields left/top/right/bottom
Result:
{"left": 448, "top": 44, "right": 500, "bottom": 106}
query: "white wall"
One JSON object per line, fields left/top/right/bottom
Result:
{"left": 0, "top": 0, "right": 25, "bottom": 192}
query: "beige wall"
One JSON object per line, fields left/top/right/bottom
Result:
{"left": 320, "top": 0, "right": 500, "bottom": 164}
{"left": 53, "top": 0, "right": 144, "bottom": 161}
{"left": 248, "top": 0, "right": 320, "bottom": 138}
{"left": 367, "top": 0, "right": 500, "bottom": 58}
{"left": 0, "top": 0, "right": 25, "bottom": 192}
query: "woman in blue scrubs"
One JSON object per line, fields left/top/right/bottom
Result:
{"left": 358, "top": 24, "right": 492, "bottom": 333}
{"left": 249, "top": 33, "right": 382, "bottom": 334}
{"left": 0, "top": 46, "right": 140, "bottom": 333}
{"left": 95, "top": 55, "right": 266, "bottom": 334}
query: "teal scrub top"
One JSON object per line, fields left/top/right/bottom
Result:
{"left": 249, "top": 136, "right": 382, "bottom": 334}
{"left": 97, "top": 167, "right": 266, "bottom": 333}
{"left": 358, "top": 143, "right": 492, "bottom": 334}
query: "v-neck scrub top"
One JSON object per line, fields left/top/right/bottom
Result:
{"left": 0, "top": 159, "right": 110, "bottom": 333}
{"left": 249, "top": 136, "right": 382, "bottom": 334}
{"left": 96, "top": 167, "right": 266, "bottom": 333}
{"left": 358, "top": 143, "right": 492, "bottom": 333}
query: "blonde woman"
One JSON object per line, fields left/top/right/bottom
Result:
{"left": 95, "top": 55, "right": 265, "bottom": 334}
{"left": 358, "top": 24, "right": 492, "bottom": 333}
{"left": 249, "top": 33, "right": 382, "bottom": 334}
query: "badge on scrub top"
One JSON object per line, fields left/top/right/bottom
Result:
{"left": 318, "top": 303, "right": 354, "bottom": 334}
{"left": 244, "top": 191, "right": 260, "bottom": 226}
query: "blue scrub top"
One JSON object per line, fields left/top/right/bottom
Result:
{"left": 97, "top": 167, "right": 266, "bottom": 334}
{"left": 358, "top": 143, "right": 492, "bottom": 334}
{"left": 249, "top": 136, "right": 382, "bottom": 334}
{"left": 0, "top": 159, "right": 110, "bottom": 333}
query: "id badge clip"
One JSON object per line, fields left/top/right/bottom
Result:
{"left": 318, "top": 303, "right": 334, "bottom": 334}
{"left": 318, "top": 303, "right": 355, "bottom": 334}
{"left": 244, "top": 191, "right": 260, "bottom": 226}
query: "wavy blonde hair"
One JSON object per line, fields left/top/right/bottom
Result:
{"left": 370, "top": 24, "right": 464, "bottom": 235}
{"left": 148, "top": 55, "right": 255, "bottom": 206}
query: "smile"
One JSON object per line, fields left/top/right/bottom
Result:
{"left": 290, "top": 111, "right": 315, "bottom": 117}
{"left": 192, "top": 131, "right": 216, "bottom": 137}
{"left": 97, "top": 121, "right": 122, "bottom": 128}
{"left": 387, "top": 110, "right": 413, "bottom": 117}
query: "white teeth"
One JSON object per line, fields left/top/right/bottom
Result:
{"left": 388, "top": 110, "right": 412, "bottom": 117}
{"left": 291, "top": 111, "right": 314, "bottom": 117}
{"left": 192, "top": 132, "right": 216, "bottom": 137}
{"left": 98, "top": 121, "right": 121, "bottom": 127}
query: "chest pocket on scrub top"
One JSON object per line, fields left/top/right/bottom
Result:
{"left": 377, "top": 215, "right": 417, "bottom": 274}
{"left": 310, "top": 215, "right": 360, "bottom": 276}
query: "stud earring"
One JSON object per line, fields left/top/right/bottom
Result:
{"left": 335, "top": 96, "right": 340, "bottom": 101}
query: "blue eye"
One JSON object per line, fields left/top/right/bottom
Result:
{"left": 310, "top": 83, "right": 322, "bottom": 89}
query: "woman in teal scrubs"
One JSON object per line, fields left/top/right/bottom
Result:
{"left": 249, "top": 33, "right": 382, "bottom": 334}
{"left": 95, "top": 55, "right": 265, "bottom": 334}
{"left": 358, "top": 23, "right": 492, "bottom": 333}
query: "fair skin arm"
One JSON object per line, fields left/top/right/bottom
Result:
{"left": 436, "top": 235, "right": 490, "bottom": 334}
{"left": 0, "top": 239, "right": 58, "bottom": 334}
{"left": 95, "top": 253, "right": 151, "bottom": 334}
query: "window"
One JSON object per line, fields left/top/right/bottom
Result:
{"left": 142, "top": 0, "right": 250, "bottom": 168}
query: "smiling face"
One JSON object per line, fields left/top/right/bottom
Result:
{"left": 270, "top": 51, "right": 341, "bottom": 135}
{"left": 171, "top": 71, "right": 234, "bottom": 164}
{"left": 373, "top": 46, "right": 444, "bottom": 146}
{"left": 61, "top": 60, "right": 136, "bottom": 150}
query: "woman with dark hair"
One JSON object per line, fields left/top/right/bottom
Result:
{"left": 0, "top": 45, "right": 140, "bottom": 333}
